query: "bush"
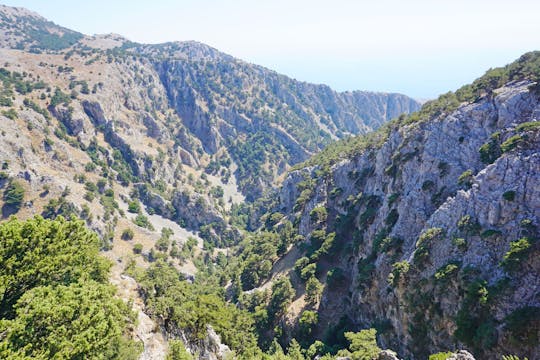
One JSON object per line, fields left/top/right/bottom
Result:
{"left": 3, "top": 180, "right": 25, "bottom": 212}
{"left": 413, "top": 228, "right": 444, "bottom": 266}
{"left": 388, "top": 260, "right": 410, "bottom": 286}
{"left": 121, "top": 228, "right": 134, "bottom": 240}
{"left": 133, "top": 243, "right": 143, "bottom": 254}
{"left": 134, "top": 214, "right": 155, "bottom": 231}
{"left": 502, "top": 190, "right": 516, "bottom": 201}
{"left": 501, "top": 237, "right": 534, "bottom": 272}
{"left": 504, "top": 306, "right": 540, "bottom": 346}
{"left": 298, "top": 310, "right": 318, "bottom": 337}
{"left": 501, "top": 134, "right": 523, "bottom": 153}
{"left": 128, "top": 200, "right": 141, "bottom": 213}
{"left": 457, "top": 169, "right": 474, "bottom": 188}
{"left": 479, "top": 133, "right": 501, "bottom": 164}
{"left": 300, "top": 263, "right": 317, "bottom": 281}
{"left": 343, "top": 328, "right": 381, "bottom": 360}
{"left": 429, "top": 352, "right": 454, "bottom": 360}
{"left": 305, "top": 277, "right": 323, "bottom": 305}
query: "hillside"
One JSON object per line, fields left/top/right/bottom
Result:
{"left": 241, "top": 51, "right": 540, "bottom": 359}
{"left": 0, "top": 3, "right": 538, "bottom": 360}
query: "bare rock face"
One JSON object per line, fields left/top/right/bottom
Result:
{"left": 276, "top": 80, "right": 540, "bottom": 359}
{"left": 447, "top": 350, "right": 476, "bottom": 360}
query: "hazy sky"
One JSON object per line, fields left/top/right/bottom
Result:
{"left": 3, "top": 0, "right": 539, "bottom": 99}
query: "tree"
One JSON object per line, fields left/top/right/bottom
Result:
{"left": 298, "top": 310, "right": 318, "bottom": 337}
{"left": 305, "top": 277, "right": 323, "bottom": 306}
{"left": 344, "top": 329, "right": 381, "bottom": 360}
{"left": 269, "top": 276, "right": 295, "bottom": 317}
{"left": 0, "top": 216, "right": 110, "bottom": 318}
{"left": 0, "top": 281, "right": 138, "bottom": 359}
{"left": 167, "top": 340, "right": 193, "bottom": 360}
{"left": 286, "top": 339, "right": 305, "bottom": 360}
{"left": 3, "top": 180, "right": 25, "bottom": 211}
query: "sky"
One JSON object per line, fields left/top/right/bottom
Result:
{"left": 3, "top": 0, "right": 539, "bottom": 99}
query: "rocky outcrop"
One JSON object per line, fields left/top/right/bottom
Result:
{"left": 275, "top": 80, "right": 540, "bottom": 359}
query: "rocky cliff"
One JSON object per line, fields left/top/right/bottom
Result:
{"left": 268, "top": 54, "right": 540, "bottom": 359}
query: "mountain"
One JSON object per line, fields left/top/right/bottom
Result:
{"left": 247, "top": 52, "right": 540, "bottom": 359}
{"left": 0, "top": 3, "right": 537, "bottom": 360}
{"left": 0, "top": 4, "right": 420, "bottom": 203}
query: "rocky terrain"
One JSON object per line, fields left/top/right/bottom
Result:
{"left": 0, "top": 4, "right": 538, "bottom": 360}
{"left": 265, "top": 58, "right": 540, "bottom": 359}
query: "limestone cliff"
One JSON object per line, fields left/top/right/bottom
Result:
{"left": 271, "top": 67, "right": 540, "bottom": 359}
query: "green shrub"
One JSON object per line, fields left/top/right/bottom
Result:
{"left": 434, "top": 262, "right": 460, "bottom": 283}
{"left": 457, "top": 215, "right": 481, "bottom": 235}
{"left": 343, "top": 328, "right": 381, "bottom": 360}
{"left": 429, "top": 352, "right": 454, "bottom": 360}
{"left": 501, "top": 237, "right": 534, "bottom": 272}
{"left": 305, "top": 277, "right": 323, "bottom": 305}
{"left": 298, "top": 310, "right": 318, "bottom": 337}
{"left": 457, "top": 169, "right": 474, "bottom": 188}
{"left": 128, "top": 200, "right": 141, "bottom": 213}
{"left": 452, "top": 237, "right": 467, "bottom": 250}
{"left": 504, "top": 306, "right": 540, "bottom": 346}
{"left": 479, "top": 132, "right": 501, "bottom": 164}
{"left": 300, "top": 263, "right": 317, "bottom": 281}
{"left": 388, "top": 260, "right": 410, "bottom": 286}
{"left": 3, "top": 180, "right": 25, "bottom": 211}
{"left": 502, "top": 190, "right": 516, "bottom": 201}
{"left": 121, "top": 228, "right": 134, "bottom": 240}
{"left": 310, "top": 206, "right": 328, "bottom": 223}
{"left": 501, "top": 134, "right": 523, "bottom": 153}
{"left": 413, "top": 228, "right": 444, "bottom": 266}
{"left": 422, "top": 180, "right": 435, "bottom": 191}
{"left": 133, "top": 243, "right": 143, "bottom": 254}
{"left": 134, "top": 214, "right": 155, "bottom": 231}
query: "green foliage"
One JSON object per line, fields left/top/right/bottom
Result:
{"left": 457, "top": 215, "right": 481, "bottom": 235}
{"left": 0, "top": 281, "right": 138, "bottom": 359}
{"left": 50, "top": 87, "right": 72, "bottom": 107}
{"left": 502, "top": 190, "right": 516, "bottom": 201}
{"left": 3, "top": 179, "right": 25, "bottom": 211}
{"left": 0, "top": 216, "right": 110, "bottom": 317}
{"left": 516, "top": 121, "right": 540, "bottom": 132}
{"left": 269, "top": 277, "right": 295, "bottom": 317}
{"left": 455, "top": 279, "right": 495, "bottom": 350}
{"left": 128, "top": 199, "right": 141, "bottom": 213}
{"left": 479, "top": 132, "right": 501, "bottom": 164}
{"left": 457, "top": 169, "right": 474, "bottom": 188}
{"left": 429, "top": 352, "right": 454, "bottom": 360}
{"left": 300, "top": 263, "right": 317, "bottom": 281}
{"left": 434, "top": 262, "right": 460, "bottom": 283}
{"left": 136, "top": 261, "right": 260, "bottom": 357}
{"left": 388, "top": 260, "right": 410, "bottom": 286}
{"left": 504, "top": 306, "right": 540, "bottom": 346}
{"left": 344, "top": 328, "right": 381, "bottom": 360}
{"left": 0, "top": 216, "right": 138, "bottom": 359}
{"left": 121, "top": 228, "right": 135, "bottom": 240}
{"left": 413, "top": 227, "right": 444, "bottom": 266}
{"left": 298, "top": 310, "right": 318, "bottom": 338}
{"left": 167, "top": 340, "right": 193, "bottom": 360}
{"left": 310, "top": 206, "right": 328, "bottom": 223}
{"left": 134, "top": 214, "right": 155, "bottom": 231}
{"left": 133, "top": 243, "right": 143, "bottom": 254}
{"left": 500, "top": 237, "right": 534, "bottom": 272}
{"left": 305, "top": 277, "right": 323, "bottom": 306}
{"left": 501, "top": 134, "right": 523, "bottom": 153}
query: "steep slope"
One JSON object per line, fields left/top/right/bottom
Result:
{"left": 147, "top": 41, "right": 419, "bottom": 199}
{"left": 244, "top": 52, "right": 540, "bottom": 359}
{"left": 0, "top": 5, "right": 420, "bottom": 203}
